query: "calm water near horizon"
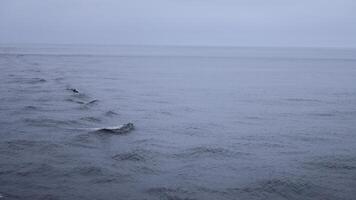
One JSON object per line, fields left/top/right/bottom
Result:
{"left": 0, "top": 45, "right": 356, "bottom": 200}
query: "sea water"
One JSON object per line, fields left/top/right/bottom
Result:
{"left": 0, "top": 45, "right": 356, "bottom": 200}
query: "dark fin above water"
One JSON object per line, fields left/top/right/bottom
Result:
{"left": 95, "top": 123, "right": 134, "bottom": 134}
{"left": 67, "top": 88, "right": 79, "bottom": 93}
{"left": 105, "top": 111, "right": 118, "bottom": 117}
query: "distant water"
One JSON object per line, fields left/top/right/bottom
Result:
{"left": 0, "top": 45, "right": 356, "bottom": 200}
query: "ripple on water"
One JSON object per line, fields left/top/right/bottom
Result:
{"left": 304, "top": 155, "right": 356, "bottom": 171}
{"left": 112, "top": 148, "right": 163, "bottom": 162}
{"left": 1, "top": 161, "right": 62, "bottom": 180}
{"left": 16, "top": 163, "right": 56, "bottom": 178}
{"left": 0, "top": 139, "right": 61, "bottom": 156}
{"left": 12, "top": 77, "right": 47, "bottom": 85}
{"left": 80, "top": 116, "right": 102, "bottom": 123}
{"left": 0, "top": 193, "right": 58, "bottom": 200}
{"left": 65, "top": 98, "right": 86, "bottom": 105}
{"left": 70, "top": 166, "right": 104, "bottom": 176}
{"left": 69, "top": 133, "right": 100, "bottom": 149}
{"left": 309, "top": 110, "right": 356, "bottom": 118}
{"left": 23, "top": 118, "right": 81, "bottom": 128}
{"left": 284, "top": 98, "right": 322, "bottom": 103}
{"left": 70, "top": 93, "right": 90, "bottom": 100}
{"left": 111, "top": 149, "right": 162, "bottom": 176}
{"left": 173, "top": 146, "right": 246, "bottom": 160}
{"left": 227, "top": 178, "right": 335, "bottom": 200}
{"left": 283, "top": 134, "right": 332, "bottom": 143}
{"left": 146, "top": 187, "right": 196, "bottom": 200}
{"left": 112, "top": 151, "right": 147, "bottom": 162}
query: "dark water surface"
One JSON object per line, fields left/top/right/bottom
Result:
{"left": 0, "top": 45, "right": 356, "bottom": 200}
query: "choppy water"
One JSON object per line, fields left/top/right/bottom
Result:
{"left": 0, "top": 45, "right": 356, "bottom": 200}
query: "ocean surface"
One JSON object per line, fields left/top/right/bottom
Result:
{"left": 0, "top": 45, "right": 356, "bottom": 200}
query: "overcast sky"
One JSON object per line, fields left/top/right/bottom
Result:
{"left": 0, "top": 0, "right": 355, "bottom": 47}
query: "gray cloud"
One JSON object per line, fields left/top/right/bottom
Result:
{"left": 0, "top": 0, "right": 355, "bottom": 47}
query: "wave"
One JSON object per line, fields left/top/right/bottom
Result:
{"left": 304, "top": 155, "right": 356, "bottom": 171}
{"left": 8, "top": 77, "right": 47, "bottom": 85}
{"left": 284, "top": 98, "right": 322, "bottom": 103}
{"left": 23, "top": 118, "right": 82, "bottom": 128}
{"left": 227, "top": 178, "right": 335, "bottom": 200}
{"left": 112, "top": 151, "right": 146, "bottom": 162}
{"left": 146, "top": 187, "right": 196, "bottom": 200}
{"left": 173, "top": 146, "right": 244, "bottom": 159}
{"left": 0, "top": 139, "right": 61, "bottom": 156}
{"left": 80, "top": 116, "right": 102, "bottom": 123}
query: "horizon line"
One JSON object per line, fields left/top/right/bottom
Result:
{"left": 0, "top": 42, "right": 355, "bottom": 50}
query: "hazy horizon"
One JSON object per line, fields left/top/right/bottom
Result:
{"left": 1, "top": 0, "right": 356, "bottom": 48}
{"left": 1, "top": 43, "right": 356, "bottom": 50}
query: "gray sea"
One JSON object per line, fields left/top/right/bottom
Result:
{"left": 0, "top": 45, "right": 356, "bottom": 200}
